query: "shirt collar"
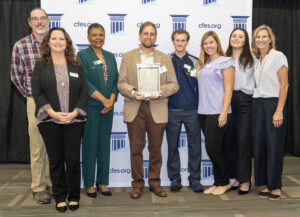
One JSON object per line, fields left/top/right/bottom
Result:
{"left": 173, "top": 52, "right": 189, "bottom": 60}
{"left": 140, "top": 49, "right": 154, "bottom": 57}
{"left": 30, "top": 33, "right": 41, "bottom": 45}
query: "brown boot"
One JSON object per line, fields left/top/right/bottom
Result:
{"left": 130, "top": 187, "right": 143, "bottom": 199}
{"left": 149, "top": 186, "right": 167, "bottom": 197}
{"left": 33, "top": 191, "right": 51, "bottom": 204}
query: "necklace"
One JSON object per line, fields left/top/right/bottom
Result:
{"left": 254, "top": 56, "right": 267, "bottom": 88}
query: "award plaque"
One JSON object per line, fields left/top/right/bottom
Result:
{"left": 136, "top": 63, "right": 161, "bottom": 97}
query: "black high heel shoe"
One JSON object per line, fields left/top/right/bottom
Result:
{"left": 56, "top": 202, "right": 67, "bottom": 213}
{"left": 238, "top": 182, "right": 251, "bottom": 195}
{"left": 69, "top": 201, "right": 79, "bottom": 211}
{"left": 230, "top": 185, "right": 239, "bottom": 190}
{"left": 86, "top": 187, "right": 97, "bottom": 198}
{"left": 97, "top": 185, "right": 112, "bottom": 196}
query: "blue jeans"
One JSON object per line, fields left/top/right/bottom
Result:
{"left": 166, "top": 109, "right": 201, "bottom": 183}
{"left": 252, "top": 98, "right": 287, "bottom": 190}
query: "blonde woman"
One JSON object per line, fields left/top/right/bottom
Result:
{"left": 197, "top": 31, "right": 235, "bottom": 195}
{"left": 251, "top": 25, "right": 288, "bottom": 200}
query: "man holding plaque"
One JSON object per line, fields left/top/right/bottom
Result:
{"left": 118, "top": 21, "right": 179, "bottom": 199}
{"left": 166, "top": 29, "right": 204, "bottom": 192}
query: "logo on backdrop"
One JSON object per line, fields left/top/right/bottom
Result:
{"left": 114, "top": 111, "right": 124, "bottom": 116}
{"left": 48, "top": 14, "right": 64, "bottom": 29}
{"left": 203, "top": 0, "right": 217, "bottom": 5}
{"left": 73, "top": 21, "right": 92, "bottom": 28}
{"left": 76, "top": 44, "right": 89, "bottom": 52}
{"left": 109, "top": 168, "right": 131, "bottom": 174}
{"left": 181, "top": 167, "right": 188, "bottom": 173}
{"left": 76, "top": 0, "right": 95, "bottom": 4}
{"left": 141, "top": 0, "right": 157, "bottom": 5}
{"left": 231, "top": 16, "right": 249, "bottom": 30}
{"left": 107, "top": 14, "right": 127, "bottom": 34}
{"left": 198, "top": 22, "right": 222, "bottom": 29}
{"left": 170, "top": 15, "right": 189, "bottom": 31}
{"left": 201, "top": 159, "right": 214, "bottom": 179}
{"left": 137, "top": 22, "right": 160, "bottom": 29}
{"left": 143, "top": 160, "right": 149, "bottom": 179}
{"left": 111, "top": 132, "right": 128, "bottom": 152}
{"left": 178, "top": 131, "right": 187, "bottom": 149}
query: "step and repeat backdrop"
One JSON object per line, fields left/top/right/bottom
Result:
{"left": 42, "top": 0, "right": 252, "bottom": 187}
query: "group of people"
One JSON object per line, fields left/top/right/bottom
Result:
{"left": 10, "top": 7, "right": 288, "bottom": 212}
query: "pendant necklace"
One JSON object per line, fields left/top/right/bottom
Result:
{"left": 254, "top": 55, "right": 267, "bottom": 88}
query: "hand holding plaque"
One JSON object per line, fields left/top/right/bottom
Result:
{"left": 136, "top": 64, "right": 161, "bottom": 98}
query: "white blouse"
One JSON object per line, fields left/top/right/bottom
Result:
{"left": 253, "top": 49, "right": 288, "bottom": 98}
{"left": 233, "top": 56, "right": 255, "bottom": 95}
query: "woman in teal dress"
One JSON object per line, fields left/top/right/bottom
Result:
{"left": 78, "top": 23, "right": 118, "bottom": 197}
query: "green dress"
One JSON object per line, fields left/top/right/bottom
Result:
{"left": 78, "top": 46, "right": 118, "bottom": 187}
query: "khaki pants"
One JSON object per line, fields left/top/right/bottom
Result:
{"left": 27, "top": 97, "right": 51, "bottom": 192}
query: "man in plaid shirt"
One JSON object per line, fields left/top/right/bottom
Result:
{"left": 10, "top": 8, "right": 52, "bottom": 204}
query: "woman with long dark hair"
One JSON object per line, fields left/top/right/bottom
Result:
{"left": 31, "top": 27, "right": 88, "bottom": 212}
{"left": 224, "top": 28, "right": 254, "bottom": 195}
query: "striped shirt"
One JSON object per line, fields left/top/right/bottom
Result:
{"left": 10, "top": 33, "right": 41, "bottom": 97}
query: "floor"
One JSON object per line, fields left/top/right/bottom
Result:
{"left": 1, "top": 156, "right": 300, "bottom": 217}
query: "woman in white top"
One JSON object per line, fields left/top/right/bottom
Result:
{"left": 224, "top": 28, "right": 254, "bottom": 195}
{"left": 251, "top": 25, "right": 289, "bottom": 200}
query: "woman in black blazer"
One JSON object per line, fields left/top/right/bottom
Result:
{"left": 31, "top": 27, "right": 88, "bottom": 212}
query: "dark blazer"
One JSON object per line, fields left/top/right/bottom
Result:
{"left": 31, "top": 60, "right": 88, "bottom": 121}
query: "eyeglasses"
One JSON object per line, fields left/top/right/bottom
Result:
{"left": 30, "top": 16, "right": 48, "bottom": 23}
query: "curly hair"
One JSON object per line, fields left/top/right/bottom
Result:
{"left": 197, "top": 31, "right": 225, "bottom": 71}
{"left": 40, "top": 27, "right": 80, "bottom": 65}
{"left": 226, "top": 28, "right": 254, "bottom": 70}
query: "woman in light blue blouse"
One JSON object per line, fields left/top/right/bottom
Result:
{"left": 224, "top": 28, "right": 254, "bottom": 195}
{"left": 197, "top": 31, "right": 235, "bottom": 195}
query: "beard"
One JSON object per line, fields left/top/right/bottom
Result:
{"left": 32, "top": 25, "right": 48, "bottom": 35}
{"left": 141, "top": 41, "right": 154, "bottom": 48}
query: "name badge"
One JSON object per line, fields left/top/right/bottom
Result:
{"left": 159, "top": 65, "right": 167, "bottom": 74}
{"left": 184, "top": 64, "right": 192, "bottom": 71}
{"left": 93, "top": 60, "right": 102, "bottom": 65}
{"left": 190, "top": 69, "right": 197, "bottom": 77}
{"left": 69, "top": 72, "right": 78, "bottom": 78}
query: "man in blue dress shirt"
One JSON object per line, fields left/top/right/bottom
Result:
{"left": 166, "top": 29, "right": 203, "bottom": 192}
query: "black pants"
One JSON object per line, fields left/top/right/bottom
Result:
{"left": 38, "top": 122, "right": 83, "bottom": 203}
{"left": 199, "top": 114, "right": 230, "bottom": 186}
{"left": 252, "top": 98, "right": 286, "bottom": 191}
{"left": 224, "top": 91, "right": 252, "bottom": 183}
